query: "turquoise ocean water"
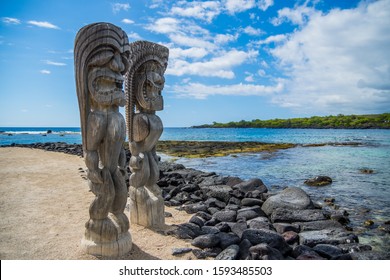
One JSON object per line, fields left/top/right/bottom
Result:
{"left": 1, "top": 127, "right": 389, "bottom": 250}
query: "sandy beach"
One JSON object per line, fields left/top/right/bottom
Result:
{"left": 0, "top": 147, "right": 194, "bottom": 260}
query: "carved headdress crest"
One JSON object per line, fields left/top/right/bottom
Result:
{"left": 74, "top": 22, "right": 130, "bottom": 150}
{"left": 125, "top": 41, "right": 169, "bottom": 142}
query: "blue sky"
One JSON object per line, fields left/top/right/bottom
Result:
{"left": 0, "top": 0, "right": 389, "bottom": 127}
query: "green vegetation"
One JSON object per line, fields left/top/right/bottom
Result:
{"left": 193, "top": 113, "right": 390, "bottom": 129}
{"left": 157, "top": 140, "right": 296, "bottom": 158}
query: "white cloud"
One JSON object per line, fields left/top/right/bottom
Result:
{"left": 169, "top": 33, "right": 215, "bottom": 49}
{"left": 172, "top": 81, "right": 284, "bottom": 99}
{"left": 149, "top": 0, "right": 164, "bottom": 9}
{"left": 258, "top": 0, "right": 274, "bottom": 11}
{"left": 44, "top": 60, "right": 66, "bottom": 66}
{"left": 40, "top": 70, "right": 51, "bottom": 74}
{"left": 112, "top": 3, "right": 130, "bottom": 13}
{"left": 167, "top": 49, "right": 258, "bottom": 79}
{"left": 243, "top": 26, "right": 263, "bottom": 36}
{"left": 270, "top": 0, "right": 390, "bottom": 114}
{"left": 146, "top": 17, "right": 180, "bottom": 34}
{"left": 214, "top": 33, "right": 239, "bottom": 44}
{"left": 122, "top": 18, "right": 134, "bottom": 24}
{"left": 170, "top": 1, "right": 222, "bottom": 23}
{"left": 258, "top": 34, "right": 287, "bottom": 44}
{"left": 127, "top": 32, "right": 142, "bottom": 40}
{"left": 169, "top": 47, "right": 208, "bottom": 59}
{"left": 27, "top": 20, "right": 60, "bottom": 29}
{"left": 2, "top": 17, "right": 21, "bottom": 25}
{"left": 223, "top": 0, "right": 256, "bottom": 14}
{"left": 271, "top": 2, "right": 318, "bottom": 26}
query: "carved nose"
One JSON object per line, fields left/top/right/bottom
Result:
{"left": 110, "top": 53, "right": 125, "bottom": 73}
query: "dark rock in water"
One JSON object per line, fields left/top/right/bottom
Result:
{"left": 273, "top": 223, "right": 300, "bottom": 234}
{"left": 378, "top": 223, "right": 390, "bottom": 233}
{"left": 322, "top": 207, "right": 350, "bottom": 225}
{"left": 304, "top": 176, "right": 332, "bottom": 186}
{"left": 363, "top": 219, "right": 374, "bottom": 227}
{"left": 47, "top": 130, "right": 52, "bottom": 134}
{"left": 282, "top": 231, "right": 299, "bottom": 245}
{"left": 241, "top": 229, "right": 290, "bottom": 255}
{"left": 338, "top": 243, "right": 372, "bottom": 254}
{"left": 299, "top": 229, "right": 358, "bottom": 247}
{"left": 262, "top": 187, "right": 314, "bottom": 216}
{"left": 248, "top": 217, "right": 273, "bottom": 230}
{"left": 237, "top": 206, "right": 266, "bottom": 220}
{"left": 241, "top": 198, "right": 263, "bottom": 207}
{"left": 216, "top": 232, "right": 241, "bottom": 249}
{"left": 168, "top": 223, "right": 203, "bottom": 239}
{"left": 213, "top": 210, "right": 237, "bottom": 222}
{"left": 238, "top": 239, "right": 252, "bottom": 260}
{"left": 231, "top": 220, "right": 248, "bottom": 238}
{"left": 172, "top": 247, "right": 192, "bottom": 255}
{"left": 270, "top": 208, "right": 326, "bottom": 223}
{"left": 249, "top": 244, "right": 284, "bottom": 260}
{"left": 216, "top": 244, "right": 240, "bottom": 260}
{"left": 324, "top": 197, "right": 335, "bottom": 204}
{"left": 294, "top": 220, "right": 345, "bottom": 232}
{"left": 313, "top": 244, "right": 343, "bottom": 259}
{"left": 233, "top": 178, "right": 268, "bottom": 193}
{"left": 191, "top": 234, "right": 220, "bottom": 249}
{"left": 351, "top": 251, "right": 390, "bottom": 260}
{"left": 360, "top": 168, "right": 374, "bottom": 174}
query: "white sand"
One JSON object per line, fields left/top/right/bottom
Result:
{"left": 0, "top": 147, "right": 194, "bottom": 260}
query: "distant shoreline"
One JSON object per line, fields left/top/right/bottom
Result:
{"left": 192, "top": 113, "right": 390, "bottom": 129}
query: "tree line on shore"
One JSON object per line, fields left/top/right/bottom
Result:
{"left": 193, "top": 113, "right": 390, "bottom": 129}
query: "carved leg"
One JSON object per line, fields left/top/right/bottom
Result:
{"left": 81, "top": 168, "right": 132, "bottom": 257}
{"left": 129, "top": 153, "right": 165, "bottom": 228}
{"left": 111, "top": 167, "right": 130, "bottom": 233}
{"left": 129, "top": 185, "right": 165, "bottom": 228}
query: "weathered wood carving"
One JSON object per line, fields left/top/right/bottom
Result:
{"left": 74, "top": 22, "right": 132, "bottom": 256}
{"left": 125, "top": 41, "right": 169, "bottom": 228}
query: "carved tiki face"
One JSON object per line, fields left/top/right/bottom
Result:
{"left": 87, "top": 45, "right": 130, "bottom": 107}
{"left": 135, "top": 61, "right": 165, "bottom": 111}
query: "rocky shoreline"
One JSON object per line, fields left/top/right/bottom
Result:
{"left": 2, "top": 142, "right": 389, "bottom": 260}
